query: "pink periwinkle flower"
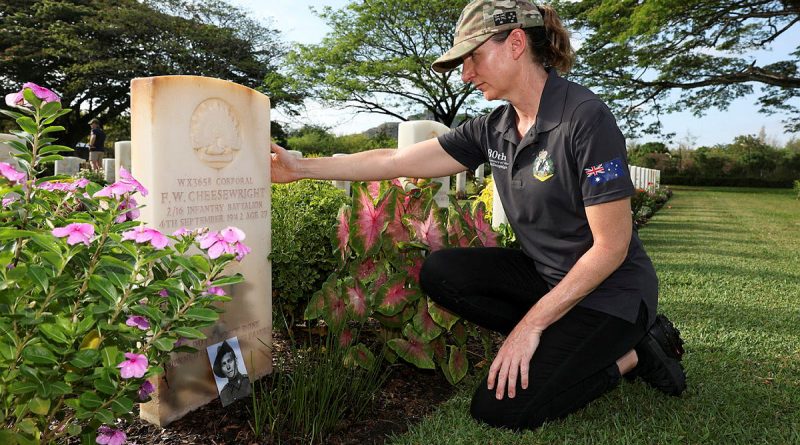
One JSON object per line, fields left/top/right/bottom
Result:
{"left": 38, "top": 178, "right": 90, "bottom": 193}
{"left": 138, "top": 380, "right": 155, "bottom": 401}
{"left": 158, "top": 289, "right": 169, "bottom": 298}
{"left": 5, "top": 83, "right": 60, "bottom": 108}
{"left": 204, "top": 286, "right": 226, "bottom": 297}
{"left": 198, "top": 226, "right": 248, "bottom": 260}
{"left": 115, "top": 196, "right": 140, "bottom": 223}
{"left": 52, "top": 223, "right": 95, "bottom": 246}
{"left": 125, "top": 315, "right": 150, "bottom": 331}
{"left": 0, "top": 162, "right": 26, "bottom": 183}
{"left": 117, "top": 352, "right": 148, "bottom": 379}
{"left": 93, "top": 181, "right": 137, "bottom": 199}
{"left": 96, "top": 425, "right": 126, "bottom": 445}
{"left": 118, "top": 166, "right": 148, "bottom": 197}
{"left": 172, "top": 227, "right": 191, "bottom": 237}
{"left": 2, "top": 195, "right": 18, "bottom": 207}
{"left": 122, "top": 226, "right": 169, "bottom": 250}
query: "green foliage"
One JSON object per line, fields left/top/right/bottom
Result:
{"left": 0, "top": 0, "right": 301, "bottom": 148}
{"left": 0, "top": 88, "right": 246, "bottom": 443}
{"left": 286, "top": 125, "right": 398, "bottom": 156}
{"left": 249, "top": 337, "right": 387, "bottom": 443}
{"left": 630, "top": 186, "right": 672, "bottom": 226}
{"left": 287, "top": 0, "right": 482, "bottom": 126}
{"left": 554, "top": 0, "right": 800, "bottom": 135}
{"left": 793, "top": 180, "right": 800, "bottom": 199}
{"left": 75, "top": 168, "right": 107, "bottom": 186}
{"left": 271, "top": 180, "right": 350, "bottom": 333}
{"left": 307, "top": 180, "right": 508, "bottom": 384}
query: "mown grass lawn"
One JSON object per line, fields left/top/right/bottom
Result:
{"left": 389, "top": 186, "right": 800, "bottom": 445}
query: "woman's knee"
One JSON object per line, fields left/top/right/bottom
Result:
{"left": 469, "top": 384, "right": 546, "bottom": 431}
{"left": 419, "top": 249, "right": 460, "bottom": 296}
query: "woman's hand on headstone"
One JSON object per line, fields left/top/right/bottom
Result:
{"left": 270, "top": 143, "right": 299, "bottom": 183}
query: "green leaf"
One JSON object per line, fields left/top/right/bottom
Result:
{"left": 27, "top": 266, "right": 49, "bottom": 292}
{"left": 153, "top": 337, "right": 176, "bottom": 352}
{"left": 172, "top": 326, "right": 206, "bottom": 340}
{"left": 447, "top": 345, "right": 468, "bottom": 384}
{"left": 0, "top": 342, "right": 15, "bottom": 361}
{"left": 50, "top": 382, "right": 72, "bottom": 397}
{"left": 70, "top": 349, "right": 99, "bottom": 368}
{"left": 37, "top": 143, "right": 71, "bottom": 154}
{"left": 8, "top": 381, "right": 37, "bottom": 395}
{"left": 100, "top": 346, "right": 120, "bottom": 367}
{"left": 0, "top": 108, "right": 24, "bottom": 120}
{"left": 189, "top": 255, "right": 210, "bottom": 273}
{"left": 93, "top": 409, "right": 115, "bottom": 426}
{"left": 131, "top": 305, "right": 163, "bottom": 325}
{"left": 89, "top": 275, "right": 119, "bottom": 304}
{"left": 67, "top": 424, "right": 81, "bottom": 437}
{"left": 94, "top": 374, "right": 116, "bottom": 396}
{"left": 110, "top": 396, "right": 133, "bottom": 416}
{"left": 38, "top": 251, "right": 64, "bottom": 269}
{"left": 37, "top": 155, "right": 64, "bottom": 164}
{"left": 184, "top": 308, "right": 219, "bottom": 322}
{"left": 30, "top": 234, "right": 61, "bottom": 254}
{"left": 15, "top": 116, "right": 37, "bottom": 134}
{"left": 28, "top": 397, "right": 51, "bottom": 415}
{"left": 38, "top": 324, "right": 69, "bottom": 345}
{"left": 98, "top": 255, "right": 134, "bottom": 273}
{"left": 79, "top": 391, "right": 103, "bottom": 409}
{"left": 39, "top": 100, "right": 62, "bottom": 117}
{"left": 0, "top": 429, "right": 19, "bottom": 445}
{"left": 210, "top": 274, "right": 244, "bottom": 287}
{"left": 22, "top": 345, "right": 58, "bottom": 365}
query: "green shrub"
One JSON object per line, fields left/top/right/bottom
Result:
{"left": 75, "top": 167, "right": 107, "bottom": 186}
{"left": 794, "top": 180, "right": 800, "bottom": 199}
{"left": 270, "top": 180, "right": 350, "bottom": 332}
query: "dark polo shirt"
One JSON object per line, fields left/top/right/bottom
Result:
{"left": 438, "top": 69, "right": 657, "bottom": 326}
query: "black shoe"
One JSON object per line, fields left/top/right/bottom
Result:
{"left": 630, "top": 314, "right": 687, "bottom": 396}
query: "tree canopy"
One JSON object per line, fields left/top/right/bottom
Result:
{"left": 554, "top": 0, "right": 800, "bottom": 136}
{"left": 1, "top": 0, "right": 301, "bottom": 147}
{"left": 287, "top": 0, "right": 483, "bottom": 127}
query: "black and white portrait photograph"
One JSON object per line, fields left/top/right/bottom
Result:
{"left": 207, "top": 336, "right": 251, "bottom": 407}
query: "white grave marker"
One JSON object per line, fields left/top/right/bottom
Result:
{"left": 131, "top": 75, "right": 272, "bottom": 426}
{"left": 397, "top": 121, "right": 452, "bottom": 207}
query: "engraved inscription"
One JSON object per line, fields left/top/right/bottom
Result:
{"left": 158, "top": 176, "right": 268, "bottom": 229}
{"left": 191, "top": 99, "right": 241, "bottom": 169}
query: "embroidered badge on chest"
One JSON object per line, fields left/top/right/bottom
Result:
{"left": 532, "top": 149, "right": 554, "bottom": 182}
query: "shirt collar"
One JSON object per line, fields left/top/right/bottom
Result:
{"left": 492, "top": 68, "right": 567, "bottom": 142}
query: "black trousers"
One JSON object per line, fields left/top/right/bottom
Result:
{"left": 419, "top": 247, "right": 649, "bottom": 430}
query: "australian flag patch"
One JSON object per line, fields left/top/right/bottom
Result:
{"left": 584, "top": 157, "right": 626, "bottom": 186}
{"left": 494, "top": 11, "right": 517, "bottom": 26}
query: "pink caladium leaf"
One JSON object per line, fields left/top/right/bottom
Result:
{"left": 428, "top": 301, "right": 460, "bottom": 330}
{"left": 447, "top": 345, "right": 469, "bottom": 384}
{"left": 339, "top": 327, "right": 355, "bottom": 347}
{"left": 413, "top": 298, "right": 443, "bottom": 342}
{"left": 353, "top": 257, "right": 382, "bottom": 283}
{"left": 404, "top": 254, "right": 425, "bottom": 286}
{"left": 405, "top": 206, "right": 446, "bottom": 251}
{"left": 345, "top": 343, "right": 376, "bottom": 370}
{"left": 446, "top": 212, "right": 471, "bottom": 248}
{"left": 349, "top": 182, "right": 395, "bottom": 255}
{"left": 304, "top": 274, "right": 337, "bottom": 320}
{"left": 343, "top": 278, "right": 369, "bottom": 321}
{"left": 322, "top": 287, "right": 348, "bottom": 334}
{"left": 385, "top": 190, "right": 410, "bottom": 244}
{"left": 430, "top": 336, "right": 447, "bottom": 362}
{"left": 375, "top": 274, "right": 419, "bottom": 316}
{"left": 471, "top": 201, "right": 498, "bottom": 247}
{"left": 367, "top": 181, "right": 381, "bottom": 201}
{"left": 386, "top": 324, "right": 435, "bottom": 370}
{"left": 335, "top": 205, "right": 351, "bottom": 261}
{"left": 452, "top": 320, "right": 468, "bottom": 346}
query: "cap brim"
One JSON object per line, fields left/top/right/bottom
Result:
{"left": 431, "top": 33, "right": 494, "bottom": 73}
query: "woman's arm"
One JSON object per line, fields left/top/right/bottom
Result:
{"left": 487, "top": 197, "right": 633, "bottom": 399}
{"left": 270, "top": 137, "right": 467, "bottom": 183}
{"left": 88, "top": 132, "right": 96, "bottom": 149}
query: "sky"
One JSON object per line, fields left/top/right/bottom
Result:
{"left": 229, "top": 0, "right": 798, "bottom": 147}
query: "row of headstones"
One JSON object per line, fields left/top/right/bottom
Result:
{"left": 1, "top": 134, "right": 133, "bottom": 184}
{"left": 629, "top": 165, "right": 661, "bottom": 191}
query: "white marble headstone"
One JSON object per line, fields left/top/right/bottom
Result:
{"left": 131, "top": 75, "right": 272, "bottom": 426}
{"left": 397, "top": 121, "right": 453, "bottom": 207}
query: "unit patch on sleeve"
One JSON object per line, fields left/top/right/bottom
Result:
{"left": 584, "top": 157, "right": 626, "bottom": 186}
{"left": 532, "top": 149, "right": 554, "bottom": 182}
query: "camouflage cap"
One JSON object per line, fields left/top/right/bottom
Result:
{"left": 432, "top": 0, "right": 544, "bottom": 73}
